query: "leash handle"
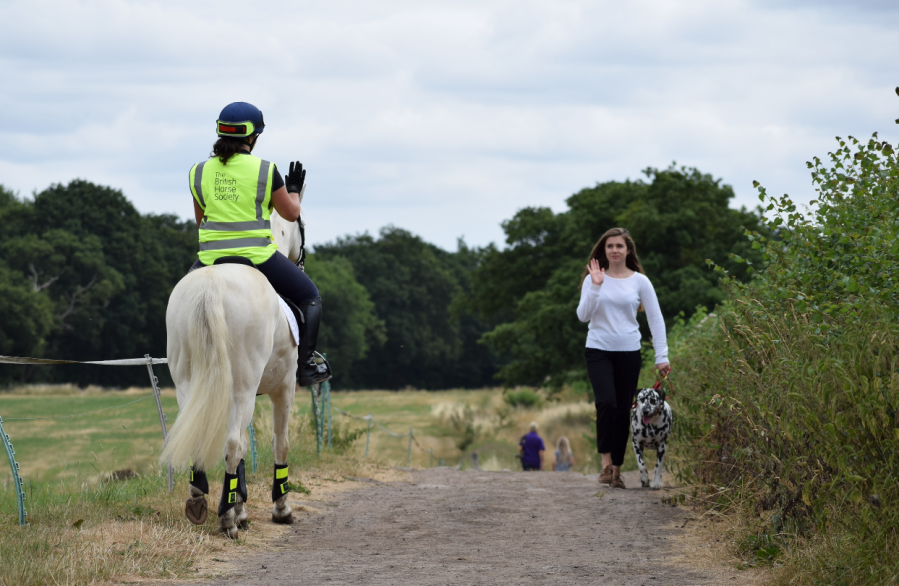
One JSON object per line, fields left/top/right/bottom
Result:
{"left": 652, "top": 370, "right": 675, "bottom": 398}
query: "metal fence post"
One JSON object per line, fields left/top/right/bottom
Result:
{"left": 407, "top": 429, "right": 413, "bottom": 467}
{"left": 322, "top": 353, "right": 332, "bottom": 449}
{"left": 310, "top": 384, "right": 323, "bottom": 455}
{"left": 325, "top": 382, "right": 332, "bottom": 449}
{"left": 145, "top": 354, "right": 173, "bottom": 493}
{"left": 247, "top": 418, "right": 259, "bottom": 473}
{"left": 0, "top": 417, "right": 27, "bottom": 526}
{"left": 364, "top": 414, "right": 372, "bottom": 458}
{"left": 318, "top": 382, "right": 326, "bottom": 452}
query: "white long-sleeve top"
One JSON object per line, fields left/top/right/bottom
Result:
{"left": 576, "top": 273, "right": 668, "bottom": 364}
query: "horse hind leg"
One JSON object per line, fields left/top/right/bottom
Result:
{"left": 217, "top": 430, "right": 248, "bottom": 539}
{"left": 185, "top": 466, "right": 209, "bottom": 525}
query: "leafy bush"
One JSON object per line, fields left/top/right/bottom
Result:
{"left": 503, "top": 389, "right": 544, "bottom": 409}
{"left": 329, "top": 420, "right": 367, "bottom": 455}
{"left": 448, "top": 404, "right": 479, "bottom": 451}
{"left": 671, "top": 134, "right": 899, "bottom": 584}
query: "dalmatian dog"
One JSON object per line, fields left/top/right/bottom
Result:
{"left": 631, "top": 386, "right": 673, "bottom": 489}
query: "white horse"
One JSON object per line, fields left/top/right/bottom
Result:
{"left": 161, "top": 208, "right": 305, "bottom": 538}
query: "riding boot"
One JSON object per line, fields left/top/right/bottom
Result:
{"left": 296, "top": 296, "right": 332, "bottom": 386}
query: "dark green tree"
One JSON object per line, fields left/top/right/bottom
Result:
{"left": 313, "top": 227, "right": 500, "bottom": 389}
{"left": 0, "top": 181, "right": 198, "bottom": 386}
{"left": 304, "top": 254, "right": 386, "bottom": 375}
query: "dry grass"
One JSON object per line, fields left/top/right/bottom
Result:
{"left": 664, "top": 505, "right": 776, "bottom": 585}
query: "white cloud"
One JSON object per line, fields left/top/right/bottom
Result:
{"left": 1, "top": 0, "right": 897, "bottom": 251}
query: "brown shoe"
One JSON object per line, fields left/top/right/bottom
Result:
{"left": 611, "top": 471, "right": 626, "bottom": 489}
{"left": 598, "top": 465, "right": 613, "bottom": 485}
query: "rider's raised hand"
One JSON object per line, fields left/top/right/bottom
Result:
{"left": 587, "top": 258, "right": 605, "bottom": 286}
{"left": 285, "top": 161, "right": 306, "bottom": 194}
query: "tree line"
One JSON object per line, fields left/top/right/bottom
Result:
{"left": 0, "top": 165, "right": 764, "bottom": 389}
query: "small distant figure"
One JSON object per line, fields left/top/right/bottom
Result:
{"left": 518, "top": 422, "right": 545, "bottom": 471}
{"left": 552, "top": 436, "right": 575, "bottom": 472}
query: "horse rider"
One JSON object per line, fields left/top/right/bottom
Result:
{"left": 187, "top": 101, "right": 332, "bottom": 386}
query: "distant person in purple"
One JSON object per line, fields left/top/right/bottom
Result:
{"left": 518, "top": 422, "right": 546, "bottom": 471}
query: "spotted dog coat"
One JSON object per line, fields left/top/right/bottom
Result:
{"left": 631, "top": 387, "right": 673, "bottom": 489}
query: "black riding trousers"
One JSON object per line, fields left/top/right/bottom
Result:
{"left": 585, "top": 348, "right": 642, "bottom": 467}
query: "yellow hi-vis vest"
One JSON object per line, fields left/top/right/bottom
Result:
{"left": 189, "top": 153, "right": 278, "bottom": 265}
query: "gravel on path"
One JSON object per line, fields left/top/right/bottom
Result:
{"left": 163, "top": 468, "right": 716, "bottom": 585}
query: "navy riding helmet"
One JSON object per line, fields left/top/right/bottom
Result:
{"left": 216, "top": 102, "right": 265, "bottom": 138}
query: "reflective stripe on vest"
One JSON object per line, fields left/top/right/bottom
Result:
{"left": 190, "top": 154, "right": 277, "bottom": 265}
{"left": 192, "top": 160, "right": 207, "bottom": 208}
{"left": 199, "top": 237, "right": 273, "bottom": 251}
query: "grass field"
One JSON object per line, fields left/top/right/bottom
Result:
{"left": 0, "top": 383, "right": 643, "bottom": 486}
{"left": 0, "top": 383, "right": 657, "bottom": 585}
{"left": 328, "top": 388, "right": 617, "bottom": 472}
{"left": 0, "top": 385, "right": 179, "bottom": 483}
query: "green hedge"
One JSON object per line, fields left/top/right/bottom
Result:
{"left": 671, "top": 135, "right": 899, "bottom": 584}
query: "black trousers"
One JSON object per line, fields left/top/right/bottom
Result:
{"left": 190, "top": 251, "right": 319, "bottom": 304}
{"left": 585, "top": 348, "right": 642, "bottom": 467}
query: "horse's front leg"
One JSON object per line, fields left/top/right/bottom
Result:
{"left": 269, "top": 386, "right": 296, "bottom": 524}
{"left": 217, "top": 424, "right": 247, "bottom": 539}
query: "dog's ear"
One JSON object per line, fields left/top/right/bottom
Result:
{"left": 657, "top": 388, "right": 666, "bottom": 403}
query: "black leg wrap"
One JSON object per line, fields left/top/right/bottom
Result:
{"left": 272, "top": 464, "right": 290, "bottom": 502}
{"left": 190, "top": 467, "right": 209, "bottom": 494}
{"left": 236, "top": 459, "right": 248, "bottom": 504}
{"left": 218, "top": 471, "right": 240, "bottom": 517}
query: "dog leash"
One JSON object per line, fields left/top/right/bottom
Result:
{"left": 653, "top": 371, "right": 675, "bottom": 398}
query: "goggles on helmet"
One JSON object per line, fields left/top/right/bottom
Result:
{"left": 216, "top": 102, "right": 265, "bottom": 138}
{"left": 216, "top": 119, "right": 260, "bottom": 138}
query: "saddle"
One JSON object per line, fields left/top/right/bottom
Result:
{"left": 213, "top": 256, "right": 304, "bottom": 339}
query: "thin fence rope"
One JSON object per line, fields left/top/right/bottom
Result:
{"left": 374, "top": 419, "right": 410, "bottom": 437}
{"left": 333, "top": 406, "right": 372, "bottom": 420}
{"left": 333, "top": 406, "right": 411, "bottom": 437}
{"left": 1, "top": 394, "right": 155, "bottom": 421}
{"left": 0, "top": 355, "right": 167, "bottom": 366}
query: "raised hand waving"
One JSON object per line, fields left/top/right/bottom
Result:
{"left": 587, "top": 258, "right": 605, "bottom": 286}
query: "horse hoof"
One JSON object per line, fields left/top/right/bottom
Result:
{"left": 272, "top": 513, "right": 294, "bottom": 525}
{"left": 221, "top": 525, "right": 239, "bottom": 539}
{"left": 185, "top": 495, "right": 208, "bottom": 525}
{"left": 237, "top": 517, "right": 250, "bottom": 530}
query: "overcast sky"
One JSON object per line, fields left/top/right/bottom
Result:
{"left": 1, "top": 0, "right": 896, "bottom": 251}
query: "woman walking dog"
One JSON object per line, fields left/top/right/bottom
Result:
{"left": 576, "top": 228, "right": 670, "bottom": 489}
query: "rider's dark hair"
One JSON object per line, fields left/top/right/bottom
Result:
{"left": 211, "top": 136, "right": 253, "bottom": 164}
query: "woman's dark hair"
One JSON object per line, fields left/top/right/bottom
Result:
{"left": 579, "top": 227, "right": 645, "bottom": 288}
{"left": 211, "top": 136, "right": 250, "bottom": 164}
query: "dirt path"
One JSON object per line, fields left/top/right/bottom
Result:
{"left": 161, "top": 468, "right": 735, "bottom": 585}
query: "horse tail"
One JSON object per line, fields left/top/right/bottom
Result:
{"left": 161, "top": 269, "right": 233, "bottom": 471}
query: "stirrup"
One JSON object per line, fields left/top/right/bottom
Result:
{"left": 298, "top": 352, "right": 332, "bottom": 386}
